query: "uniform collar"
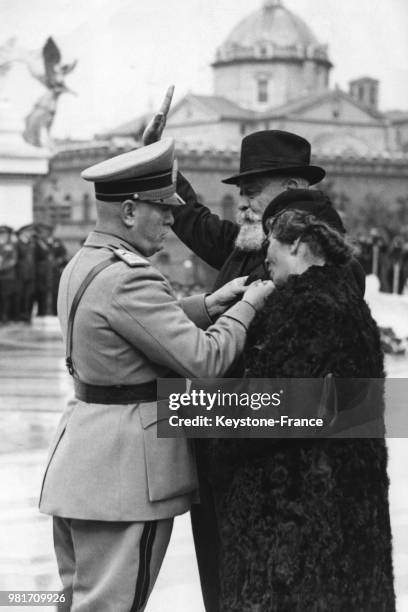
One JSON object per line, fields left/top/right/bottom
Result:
{"left": 84, "top": 230, "right": 145, "bottom": 256}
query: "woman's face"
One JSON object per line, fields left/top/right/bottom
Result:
{"left": 265, "top": 234, "right": 297, "bottom": 285}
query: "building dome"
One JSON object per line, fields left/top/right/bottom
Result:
{"left": 212, "top": 0, "right": 332, "bottom": 111}
{"left": 224, "top": 0, "right": 319, "bottom": 50}
{"left": 214, "top": 0, "right": 330, "bottom": 67}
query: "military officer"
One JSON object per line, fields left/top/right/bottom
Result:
{"left": 39, "top": 138, "right": 273, "bottom": 611}
{"left": 0, "top": 225, "right": 17, "bottom": 323}
{"left": 33, "top": 223, "right": 53, "bottom": 316}
{"left": 15, "top": 224, "right": 36, "bottom": 322}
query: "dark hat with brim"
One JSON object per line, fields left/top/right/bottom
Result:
{"left": 262, "top": 189, "right": 345, "bottom": 234}
{"left": 0, "top": 225, "right": 14, "bottom": 235}
{"left": 262, "top": 189, "right": 367, "bottom": 295}
{"left": 222, "top": 130, "right": 325, "bottom": 186}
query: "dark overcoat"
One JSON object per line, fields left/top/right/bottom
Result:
{"left": 173, "top": 174, "right": 369, "bottom": 611}
{"left": 208, "top": 265, "right": 395, "bottom": 612}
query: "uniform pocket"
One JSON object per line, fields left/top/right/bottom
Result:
{"left": 139, "top": 403, "right": 198, "bottom": 502}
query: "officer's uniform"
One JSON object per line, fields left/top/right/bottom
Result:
{"left": 15, "top": 225, "right": 36, "bottom": 322}
{"left": 39, "top": 139, "right": 256, "bottom": 611}
{"left": 0, "top": 226, "right": 17, "bottom": 323}
{"left": 33, "top": 224, "right": 53, "bottom": 316}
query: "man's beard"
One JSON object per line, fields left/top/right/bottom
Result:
{"left": 234, "top": 210, "right": 265, "bottom": 251}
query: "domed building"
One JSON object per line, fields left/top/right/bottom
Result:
{"left": 212, "top": 0, "right": 331, "bottom": 110}
{"left": 35, "top": 0, "right": 408, "bottom": 289}
{"left": 161, "top": 0, "right": 392, "bottom": 156}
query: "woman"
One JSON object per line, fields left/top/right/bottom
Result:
{"left": 210, "top": 192, "right": 395, "bottom": 611}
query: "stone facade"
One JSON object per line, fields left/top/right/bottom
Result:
{"left": 165, "top": 89, "right": 394, "bottom": 156}
{"left": 212, "top": 59, "right": 329, "bottom": 112}
{"left": 34, "top": 144, "right": 408, "bottom": 289}
{"left": 32, "top": 0, "right": 408, "bottom": 289}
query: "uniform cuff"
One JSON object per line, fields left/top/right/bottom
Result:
{"left": 180, "top": 294, "right": 212, "bottom": 330}
{"left": 220, "top": 300, "right": 257, "bottom": 331}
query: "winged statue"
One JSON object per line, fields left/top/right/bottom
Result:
{"left": 0, "top": 38, "right": 18, "bottom": 76}
{"left": 23, "top": 37, "right": 77, "bottom": 148}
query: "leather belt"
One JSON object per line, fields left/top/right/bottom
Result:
{"left": 74, "top": 378, "right": 157, "bottom": 404}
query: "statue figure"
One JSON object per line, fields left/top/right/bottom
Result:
{"left": 23, "top": 37, "right": 77, "bottom": 148}
{"left": 0, "top": 38, "right": 18, "bottom": 76}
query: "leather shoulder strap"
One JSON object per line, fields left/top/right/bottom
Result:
{"left": 65, "top": 256, "right": 117, "bottom": 376}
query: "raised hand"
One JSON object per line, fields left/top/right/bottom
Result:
{"left": 142, "top": 85, "right": 175, "bottom": 145}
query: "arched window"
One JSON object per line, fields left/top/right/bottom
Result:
{"left": 369, "top": 86, "right": 377, "bottom": 107}
{"left": 258, "top": 78, "right": 268, "bottom": 103}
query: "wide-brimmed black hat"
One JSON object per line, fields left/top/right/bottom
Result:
{"left": 222, "top": 130, "right": 325, "bottom": 186}
{"left": 262, "top": 189, "right": 345, "bottom": 234}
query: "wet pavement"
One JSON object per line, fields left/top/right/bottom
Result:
{"left": 0, "top": 320, "right": 407, "bottom": 611}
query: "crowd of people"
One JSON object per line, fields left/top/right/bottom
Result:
{"left": 166, "top": 229, "right": 408, "bottom": 299}
{"left": 0, "top": 223, "right": 67, "bottom": 324}
{"left": 355, "top": 228, "right": 408, "bottom": 294}
{"left": 0, "top": 220, "right": 406, "bottom": 330}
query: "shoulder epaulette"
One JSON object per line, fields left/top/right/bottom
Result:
{"left": 113, "top": 248, "right": 149, "bottom": 267}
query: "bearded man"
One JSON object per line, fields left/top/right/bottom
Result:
{"left": 173, "top": 130, "right": 319, "bottom": 292}
{"left": 143, "top": 92, "right": 364, "bottom": 612}
{"left": 172, "top": 133, "right": 333, "bottom": 612}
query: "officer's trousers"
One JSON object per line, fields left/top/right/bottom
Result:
{"left": 53, "top": 516, "right": 173, "bottom": 611}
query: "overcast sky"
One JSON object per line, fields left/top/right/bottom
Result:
{"left": 2, "top": 0, "right": 408, "bottom": 139}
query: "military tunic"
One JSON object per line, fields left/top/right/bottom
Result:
{"left": 39, "top": 229, "right": 256, "bottom": 611}
{"left": 40, "top": 230, "right": 255, "bottom": 520}
{"left": 0, "top": 239, "right": 17, "bottom": 323}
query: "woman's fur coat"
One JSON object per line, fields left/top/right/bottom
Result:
{"left": 209, "top": 265, "right": 395, "bottom": 612}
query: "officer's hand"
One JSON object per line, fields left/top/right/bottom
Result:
{"left": 242, "top": 279, "right": 275, "bottom": 311}
{"left": 142, "top": 85, "right": 175, "bottom": 145}
{"left": 205, "top": 276, "right": 248, "bottom": 318}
